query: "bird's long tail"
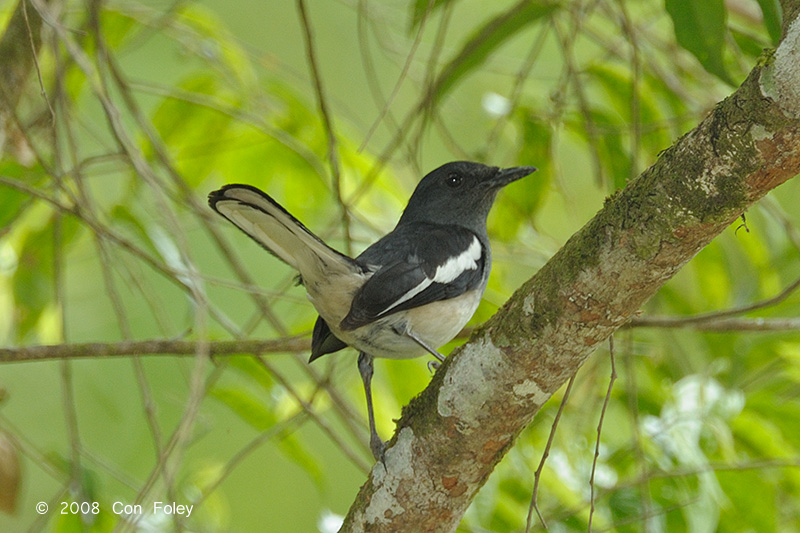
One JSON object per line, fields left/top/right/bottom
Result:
{"left": 208, "top": 184, "right": 359, "bottom": 279}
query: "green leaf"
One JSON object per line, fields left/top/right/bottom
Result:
{"left": 227, "top": 355, "right": 275, "bottom": 392}
{"left": 731, "top": 27, "right": 771, "bottom": 59}
{"left": 569, "top": 108, "right": 632, "bottom": 190}
{"left": 109, "top": 204, "right": 158, "bottom": 257}
{"left": 46, "top": 452, "right": 101, "bottom": 501}
{"left": 409, "top": 0, "right": 455, "bottom": 31}
{"left": 12, "top": 214, "right": 80, "bottom": 340}
{"left": 587, "top": 65, "right": 665, "bottom": 127}
{"left": 718, "top": 469, "right": 778, "bottom": 531}
{"left": 0, "top": 161, "right": 47, "bottom": 231}
{"left": 431, "top": 1, "right": 560, "bottom": 105}
{"left": 487, "top": 112, "right": 552, "bottom": 237}
{"left": 586, "top": 64, "right": 674, "bottom": 163}
{"left": 210, "top": 386, "right": 277, "bottom": 431}
{"left": 756, "top": 0, "right": 782, "bottom": 45}
{"left": 210, "top": 386, "right": 323, "bottom": 484}
{"left": 665, "top": 0, "right": 734, "bottom": 85}
{"left": 98, "top": 7, "right": 137, "bottom": 49}
{"left": 148, "top": 75, "right": 237, "bottom": 184}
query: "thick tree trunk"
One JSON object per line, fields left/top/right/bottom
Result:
{"left": 341, "top": 6, "right": 800, "bottom": 532}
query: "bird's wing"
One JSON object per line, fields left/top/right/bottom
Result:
{"left": 340, "top": 224, "right": 486, "bottom": 331}
{"left": 208, "top": 184, "right": 360, "bottom": 279}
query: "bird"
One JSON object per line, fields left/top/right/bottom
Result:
{"left": 208, "top": 161, "right": 536, "bottom": 461}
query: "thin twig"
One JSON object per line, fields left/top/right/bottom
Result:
{"left": 0, "top": 174, "right": 241, "bottom": 336}
{"left": 195, "top": 411, "right": 310, "bottom": 505}
{"left": 622, "top": 330, "right": 652, "bottom": 532}
{"left": 0, "top": 326, "right": 475, "bottom": 363}
{"left": 102, "top": 51, "right": 290, "bottom": 336}
{"left": 95, "top": 42, "right": 370, "bottom": 476}
{"left": 615, "top": 0, "right": 641, "bottom": 182}
{"left": 21, "top": 0, "right": 55, "bottom": 125}
{"left": 761, "top": 196, "right": 800, "bottom": 252}
{"left": 256, "top": 356, "right": 372, "bottom": 472}
{"left": 588, "top": 336, "right": 617, "bottom": 532}
{"left": 526, "top": 374, "right": 576, "bottom": 532}
{"left": 0, "top": 337, "right": 311, "bottom": 363}
{"left": 484, "top": 22, "right": 550, "bottom": 159}
{"left": 628, "top": 316, "right": 800, "bottom": 331}
{"left": 409, "top": 0, "right": 454, "bottom": 164}
{"left": 554, "top": 1, "right": 606, "bottom": 188}
{"left": 358, "top": 0, "right": 431, "bottom": 152}
{"left": 630, "top": 272, "right": 800, "bottom": 327}
{"left": 296, "top": 0, "right": 352, "bottom": 255}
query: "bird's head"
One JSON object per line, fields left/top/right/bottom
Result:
{"left": 398, "top": 161, "right": 537, "bottom": 232}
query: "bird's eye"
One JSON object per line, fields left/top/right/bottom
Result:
{"left": 446, "top": 173, "right": 463, "bottom": 188}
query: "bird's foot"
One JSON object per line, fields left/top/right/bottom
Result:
{"left": 427, "top": 359, "right": 442, "bottom": 373}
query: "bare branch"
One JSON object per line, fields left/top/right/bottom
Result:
{"left": 628, "top": 316, "right": 800, "bottom": 331}
{"left": 0, "top": 337, "right": 310, "bottom": 363}
{"left": 296, "top": 0, "right": 352, "bottom": 255}
{"left": 588, "top": 337, "right": 616, "bottom": 532}
{"left": 525, "top": 374, "right": 576, "bottom": 533}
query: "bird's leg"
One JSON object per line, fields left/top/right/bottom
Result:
{"left": 405, "top": 329, "right": 446, "bottom": 361}
{"left": 405, "top": 329, "right": 445, "bottom": 372}
{"left": 357, "top": 352, "right": 386, "bottom": 462}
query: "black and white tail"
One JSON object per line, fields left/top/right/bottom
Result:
{"left": 208, "top": 184, "right": 359, "bottom": 281}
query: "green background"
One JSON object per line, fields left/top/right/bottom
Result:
{"left": 0, "top": 0, "right": 799, "bottom": 531}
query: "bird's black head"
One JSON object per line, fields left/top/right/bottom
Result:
{"left": 397, "top": 161, "right": 536, "bottom": 233}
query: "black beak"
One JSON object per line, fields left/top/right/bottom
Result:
{"left": 487, "top": 165, "right": 538, "bottom": 188}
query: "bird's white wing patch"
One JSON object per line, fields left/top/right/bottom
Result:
{"left": 378, "top": 277, "right": 433, "bottom": 316}
{"left": 432, "top": 236, "right": 481, "bottom": 283}
{"left": 377, "top": 235, "right": 481, "bottom": 316}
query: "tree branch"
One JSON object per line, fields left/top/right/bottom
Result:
{"left": 0, "top": 338, "right": 309, "bottom": 363}
{"left": 3, "top": 310, "right": 797, "bottom": 366}
{"left": 340, "top": 7, "right": 800, "bottom": 531}
{"left": 628, "top": 316, "right": 800, "bottom": 331}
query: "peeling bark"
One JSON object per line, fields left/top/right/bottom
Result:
{"left": 340, "top": 7, "right": 800, "bottom": 533}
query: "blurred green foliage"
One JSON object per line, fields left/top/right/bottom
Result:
{"left": 0, "top": 0, "right": 798, "bottom": 531}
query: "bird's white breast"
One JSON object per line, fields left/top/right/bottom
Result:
{"left": 337, "top": 288, "right": 483, "bottom": 360}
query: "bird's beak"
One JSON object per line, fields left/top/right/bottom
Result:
{"left": 487, "top": 166, "right": 537, "bottom": 188}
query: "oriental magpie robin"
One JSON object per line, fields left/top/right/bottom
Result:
{"left": 208, "top": 161, "right": 536, "bottom": 460}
